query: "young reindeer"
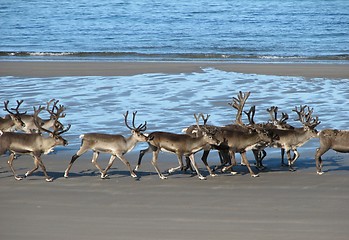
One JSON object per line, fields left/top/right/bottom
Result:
{"left": 64, "top": 111, "right": 147, "bottom": 179}
{"left": 0, "top": 106, "right": 70, "bottom": 182}
{"left": 315, "top": 129, "right": 349, "bottom": 175}
{"left": 135, "top": 114, "right": 221, "bottom": 180}
{"left": 0, "top": 100, "right": 26, "bottom": 132}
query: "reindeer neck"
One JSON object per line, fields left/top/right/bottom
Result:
{"left": 123, "top": 134, "right": 141, "bottom": 153}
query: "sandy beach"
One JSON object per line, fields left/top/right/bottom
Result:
{"left": 1, "top": 61, "right": 349, "bottom": 78}
{"left": 1, "top": 61, "right": 349, "bottom": 240}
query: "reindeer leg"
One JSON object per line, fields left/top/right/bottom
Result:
{"left": 25, "top": 157, "right": 39, "bottom": 178}
{"left": 252, "top": 149, "right": 265, "bottom": 170}
{"left": 213, "top": 148, "right": 230, "bottom": 171}
{"left": 183, "top": 156, "right": 193, "bottom": 172}
{"left": 8, "top": 153, "right": 23, "bottom": 181}
{"left": 34, "top": 155, "right": 53, "bottom": 182}
{"left": 101, "top": 155, "right": 116, "bottom": 179}
{"left": 151, "top": 149, "right": 167, "bottom": 179}
{"left": 281, "top": 148, "right": 287, "bottom": 166}
{"left": 258, "top": 150, "right": 267, "bottom": 170}
{"left": 222, "top": 150, "right": 238, "bottom": 175}
{"left": 188, "top": 154, "right": 206, "bottom": 180}
{"left": 168, "top": 154, "right": 183, "bottom": 174}
{"left": 64, "top": 146, "right": 88, "bottom": 178}
{"left": 290, "top": 149, "right": 299, "bottom": 166}
{"left": 315, "top": 147, "right": 329, "bottom": 175}
{"left": 114, "top": 154, "right": 138, "bottom": 178}
{"left": 135, "top": 145, "right": 151, "bottom": 171}
{"left": 200, "top": 150, "right": 216, "bottom": 177}
{"left": 91, "top": 151, "right": 106, "bottom": 179}
{"left": 241, "top": 152, "right": 259, "bottom": 177}
{"left": 285, "top": 149, "right": 296, "bottom": 171}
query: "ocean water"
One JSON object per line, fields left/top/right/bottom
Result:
{"left": 1, "top": 0, "right": 348, "bottom": 62}
{"left": 1, "top": 69, "right": 348, "bottom": 152}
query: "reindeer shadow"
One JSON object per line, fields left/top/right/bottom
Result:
{"left": 61, "top": 167, "right": 141, "bottom": 180}
{"left": 256, "top": 154, "right": 349, "bottom": 174}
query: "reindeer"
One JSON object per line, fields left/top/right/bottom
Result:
{"left": 315, "top": 129, "right": 349, "bottom": 175}
{"left": 135, "top": 114, "right": 221, "bottom": 180}
{"left": 244, "top": 105, "right": 294, "bottom": 169}
{"left": 64, "top": 111, "right": 147, "bottom": 179}
{"left": 0, "top": 100, "right": 26, "bottom": 132}
{"left": 268, "top": 105, "right": 321, "bottom": 171}
{"left": 214, "top": 125, "right": 277, "bottom": 177}
{"left": 181, "top": 114, "right": 229, "bottom": 177}
{"left": 0, "top": 106, "right": 70, "bottom": 182}
{"left": 266, "top": 106, "right": 295, "bottom": 166}
{"left": 11, "top": 99, "right": 65, "bottom": 133}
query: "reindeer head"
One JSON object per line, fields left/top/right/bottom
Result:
{"left": 124, "top": 111, "right": 148, "bottom": 142}
{"left": 3, "top": 100, "right": 27, "bottom": 130}
{"left": 194, "top": 113, "right": 222, "bottom": 146}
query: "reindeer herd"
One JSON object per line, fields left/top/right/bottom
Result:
{"left": 1, "top": 92, "right": 349, "bottom": 182}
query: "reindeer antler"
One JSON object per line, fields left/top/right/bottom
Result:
{"left": 244, "top": 105, "right": 256, "bottom": 125}
{"left": 4, "top": 100, "right": 27, "bottom": 115}
{"left": 293, "top": 105, "right": 321, "bottom": 128}
{"left": 34, "top": 104, "right": 70, "bottom": 135}
{"left": 33, "top": 106, "right": 51, "bottom": 134}
{"left": 123, "top": 111, "right": 147, "bottom": 132}
{"left": 200, "top": 114, "right": 210, "bottom": 125}
{"left": 229, "top": 91, "right": 250, "bottom": 126}
{"left": 46, "top": 99, "right": 66, "bottom": 120}
{"left": 279, "top": 112, "right": 289, "bottom": 124}
{"left": 267, "top": 106, "right": 278, "bottom": 123}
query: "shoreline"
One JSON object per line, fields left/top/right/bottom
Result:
{"left": 1, "top": 61, "right": 349, "bottom": 79}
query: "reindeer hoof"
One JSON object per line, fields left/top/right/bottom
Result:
{"left": 15, "top": 175, "right": 23, "bottom": 181}
{"left": 210, "top": 173, "right": 217, "bottom": 177}
{"left": 168, "top": 168, "right": 176, "bottom": 174}
{"left": 101, "top": 174, "right": 109, "bottom": 179}
{"left": 64, "top": 173, "right": 69, "bottom": 178}
{"left": 231, "top": 171, "right": 238, "bottom": 175}
{"left": 46, "top": 177, "right": 53, "bottom": 182}
{"left": 251, "top": 174, "right": 259, "bottom": 178}
{"left": 317, "top": 171, "right": 324, "bottom": 175}
{"left": 25, "top": 171, "right": 30, "bottom": 177}
{"left": 134, "top": 165, "right": 140, "bottom": 172}
{"left": 222, "top": 167, "right": 228, "bottom": 172}
{"left": 131, "top": 172, "right": 138, "bottom": 178}
{"left": 198, "top": 175, "right": 207, "bottom": 180}
{"left": 160, "top": 175, "right": 167, "bottom": 180}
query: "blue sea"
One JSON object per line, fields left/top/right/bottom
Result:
{"left": 1, "top": 0, "right": 349, "bottom": 62}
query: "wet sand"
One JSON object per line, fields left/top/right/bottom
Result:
{"left": 0, "top": 149, "right": 348, "bottom": 240}
{"left": 0, "top": 61, "right": 349, "bottom": 240}
{"left": 1, "top": 61, "right": 349, "bottom": 78}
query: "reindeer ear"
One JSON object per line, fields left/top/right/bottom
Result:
{"left": 49, "top": 132, "right": 54, "bottom": 137}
